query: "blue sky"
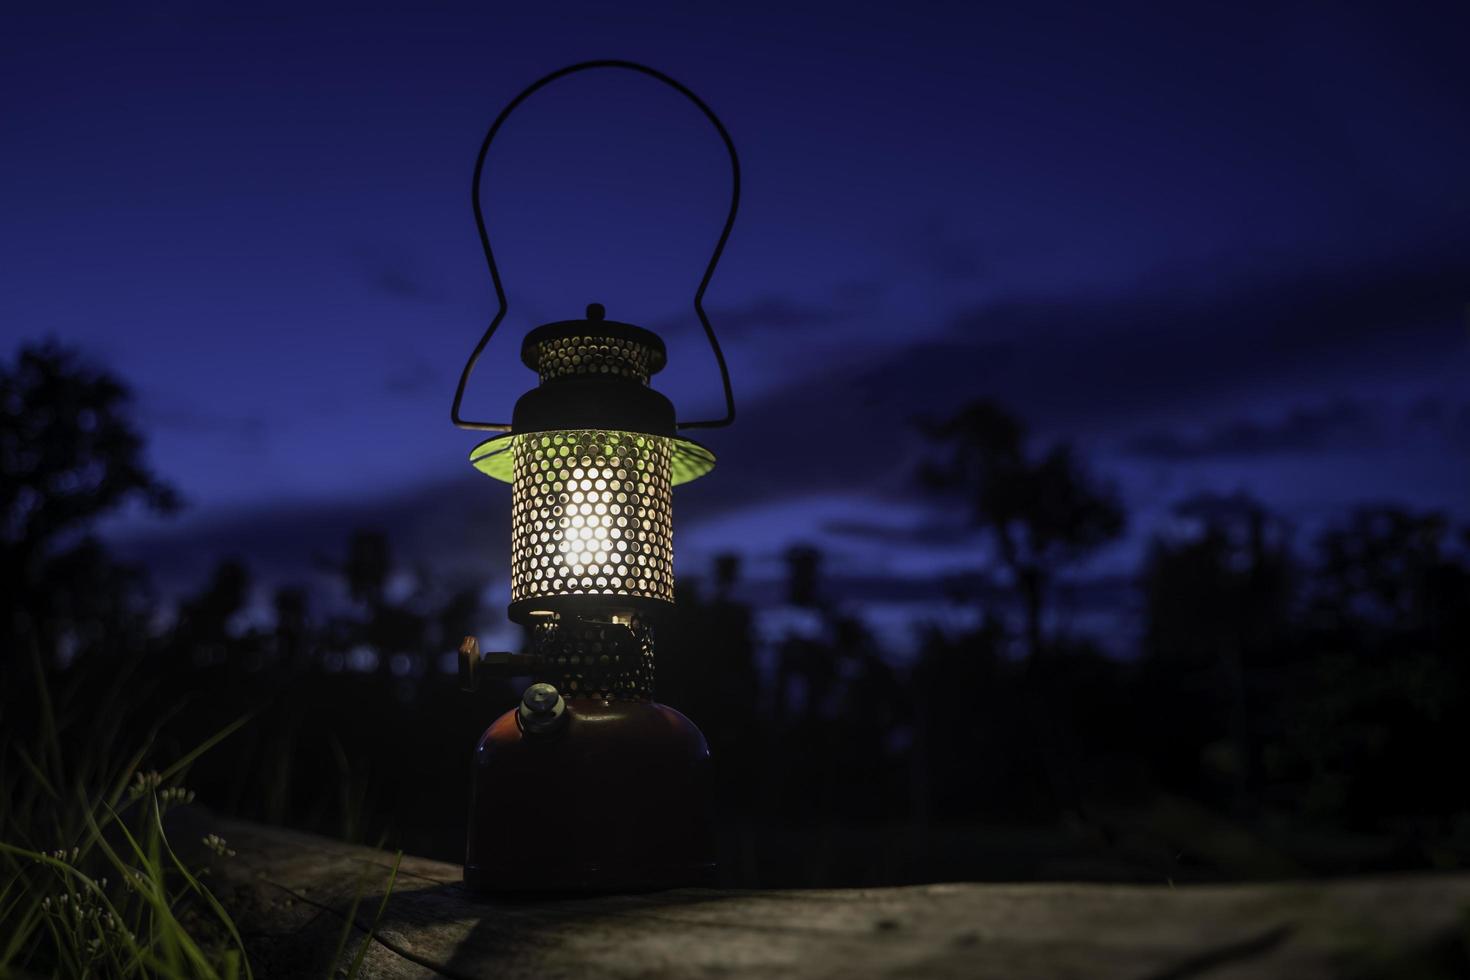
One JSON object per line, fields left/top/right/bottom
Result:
{"left": 4, "top": 1, "right": 1468, "bottom": 645}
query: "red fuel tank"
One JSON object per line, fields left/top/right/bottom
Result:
{"left": 464, "top": 697, "right": 715, "bottom": 892}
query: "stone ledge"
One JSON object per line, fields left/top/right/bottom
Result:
{"left": 185, "top": 815, "right": 1470, "bottom": 979}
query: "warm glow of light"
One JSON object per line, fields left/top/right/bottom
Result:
{"left": 510, "top": 430, "right": 674, "bottom": 603}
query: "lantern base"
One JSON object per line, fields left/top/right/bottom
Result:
{"left": 464, "top": 698, "right": 715, "bottom": 893}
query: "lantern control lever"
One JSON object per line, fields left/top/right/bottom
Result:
{"left": 458, "top": 636, "right": 546, "bottom": 692}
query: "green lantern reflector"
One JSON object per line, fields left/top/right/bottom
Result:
{"left": 469, "top": 431, "right": 715, "bottom": 486}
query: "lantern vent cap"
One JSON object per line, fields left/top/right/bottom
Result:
{"left": 520, "top": 306, "right": 667, "bottom": 383}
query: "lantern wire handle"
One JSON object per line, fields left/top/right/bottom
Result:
{"left": 451, "top": 59, "right": 739, "bottom": 433}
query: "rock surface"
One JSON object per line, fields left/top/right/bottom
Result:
{"left": 194, "top": 817, "right": 1470, "bottom": 979}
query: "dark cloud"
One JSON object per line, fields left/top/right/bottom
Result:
{"left": 140, "top": 400, "right": 268, "bottom": 447}
{"left": 113, "top": 236, "right": 1470, "bottom": 596}
{"left": 653, "top": 296, "right": 848, "bottom": 339}
{"left": 113, "top": 475, "right": 510, "bottom": 596}
{"left": 1406, "top": 397, "right": 1470, "bottom": 450}
{"left": 1123, "top": 399, "right": 1375, "bottom": 461}
{"left": 367, "top": 265, "right": 431, "bottom": 300}
{"left": 912, "top": 215, "right": 994, "bottom": 282}
{"left": 933, "top": 236, "right": 1470, "bottom": 433}
{"left": 681, "top": 233, "right": 1470, "bottom": 517}
{"left": 383, "top": 356, "right": 441, "bottom": 398}
{"left": 821, "top": 518, "right": 984, "bottom": 549}
{"left": 1409, "top": 396, "right": 1447, "bottom": 425}
{"left": 356, "top": 245, "right": 435, "bottom": 301}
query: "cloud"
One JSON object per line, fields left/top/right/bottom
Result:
{"left": 912, "top": 214, "right": 992, "bottom": 282}
{"left": 140, "top": 399, "right": 268, "bottom": 447}
{"left": 1122, "top": 399, "right": 1376, "bottom": 460}
{"left": 114, "top": 235, "right": 1470, "bottom": 597}
{"left": 936, "top": 236, "right": 1469, "bottom": 431}
{"left": 367, "top": 265, "right": 431, "bottom": 300}
{"left": 821, "top": 518, "right": 985, "bottom": 549}
{"left": 382, "top": 356, "right": 441, "bottom": 398}
{"left": 1408, "top": 397, "right": 1470, "bottom": 450}
{"left": 651, "top": 295, "right": 849, "bottom": 340}
{"left": 112, "top": 475, "right": 509, "bottom": 596}
{"left": 675, "top": 232, "right": 1469, "bottom": 521}
{"left": 715, "top": 297, "right": 845, "bottom": 332}
{"left": 356, "top": 246, "right": 435, "bottom": 301}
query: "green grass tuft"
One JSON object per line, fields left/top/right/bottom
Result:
{"left": 1, "top": 646, "right": 400, "bottom": 979}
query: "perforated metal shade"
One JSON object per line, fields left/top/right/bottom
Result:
{"left": 507, "top": 428, "right": 677, "bottom": 612}
{"left": 462, "top": 309, "right": 719, "bottom": 622}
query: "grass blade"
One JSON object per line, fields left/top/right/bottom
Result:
{"left": 13, "top": 745, "right": 60, "bottom": 803}
{"left": 160, "top": 713, "right": 253, "bottom": 784}
{"left": 345, "top": 851, "right": 402, "bottom": 980}
{"left": 326, "top": 866, "right": 370, "bottom": 980}
{"left": 155, "top": 807, "right": 253, "bottom": 980}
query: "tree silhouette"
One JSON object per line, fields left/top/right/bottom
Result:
{"left": 1, "top": 342, "right": 178, "bottom": 668}
{"left": 271, "top": 586, "right": 312, "bottom": 669}
{"left": 784, "top": 544, "right": 824, "bottom": 609}
{"left": 12, "top": 336, "right": 1470, "bottom": 883}
{"left": 1293, "top": 505, "right": 1470, "bottom": 829}
{"left": 1313, "top": 507, "right": 1462, "bottom": 633}
{"left": 1139, "top": 492, "right": 1294, "bottom": 814}
{"left": 174, "top": 558, "right": 252, "bottom": 667}
{"left": 918, "top": 400, "right": 1123, "bottom": 659}
{"left": 344, "top": 529, "right": 392, "bottom": 608}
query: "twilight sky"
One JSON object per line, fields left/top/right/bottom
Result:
{"left": 4, "top": 2, "right": 1468, "bottom": 646}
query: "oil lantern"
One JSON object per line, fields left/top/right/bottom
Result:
{"left": 450, "top": 61, "right": 739, "bottom": 892}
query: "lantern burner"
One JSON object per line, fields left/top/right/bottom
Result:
{"left": 529, "top": 616, "right": 657, "bottom": 702}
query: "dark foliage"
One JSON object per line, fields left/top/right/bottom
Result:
{"left": 4, "top": 343, "right": 1469, "bottom": 887}
{"left": 919, "top": 401, "right": 1125, "bottom": 659}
